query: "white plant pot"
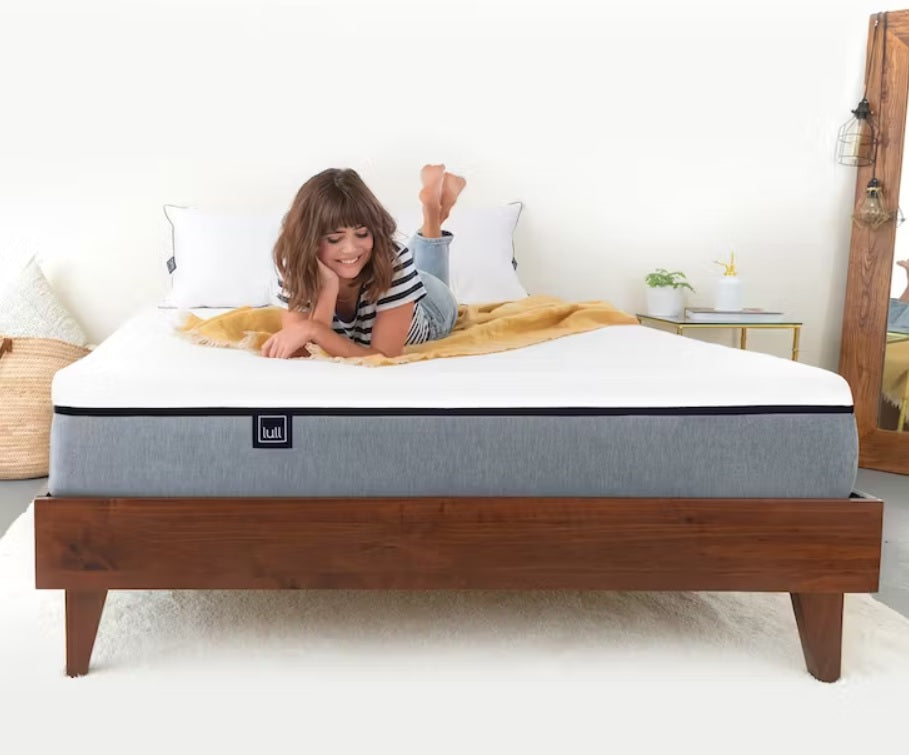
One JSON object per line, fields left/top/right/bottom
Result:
{"left": 645, "top": 286, "right": 684, "bottom": 317}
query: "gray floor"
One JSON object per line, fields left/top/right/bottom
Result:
{"left": 1, "top": 471, "right": 907, "bottom": 619}
{"left": 854, "top": 468, "right": 909, "bottom": 619}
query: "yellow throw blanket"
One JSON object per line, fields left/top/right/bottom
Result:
{"left": 177, "top": 295, "right": 639, "bottom": 366}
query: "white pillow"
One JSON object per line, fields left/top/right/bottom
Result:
{"left": 161, "top": 201, "right": 527, "bottom": 308}
{"left": 0, "top": 256, "right": 88, "bottom": 347}
{"left": 162, "top": 205, "right": 282, "bottom": 308}
{"left": 393, "top": 201, "right": 528, "bottom": 304}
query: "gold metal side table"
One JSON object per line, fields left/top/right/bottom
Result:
{"left": 636, "top": 314, "right": 803, "bottom": 361}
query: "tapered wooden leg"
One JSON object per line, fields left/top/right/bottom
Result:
{"left": 65, "top": 590, "right": 108, "bottom": 677}
{"left": 790, "top": 592, "right": 843, "bottom": 683}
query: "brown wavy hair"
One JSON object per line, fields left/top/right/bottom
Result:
{"left": 273, "top": 168, "right": 397, "bottom": 313}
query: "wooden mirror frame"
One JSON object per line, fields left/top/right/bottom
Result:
{"left": 840, "top": 10, "right": 909, "bottom": 474}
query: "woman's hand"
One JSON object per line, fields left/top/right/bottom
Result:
{"left": 316, "top": 258, "right": 340, "bottom": 288}
{"left": 261, "top": 321, "right": 321, "bottom": 359}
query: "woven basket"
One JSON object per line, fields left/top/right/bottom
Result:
{"left": 0, "top": 336, "right": 91, "bottom": 479}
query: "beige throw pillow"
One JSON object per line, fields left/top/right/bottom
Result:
{"left": 0, "top": 256, "right": 88, "bottom": 347}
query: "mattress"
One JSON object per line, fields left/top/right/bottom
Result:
{"left": 48, "top": 307, "right": 858, "bottom": 498}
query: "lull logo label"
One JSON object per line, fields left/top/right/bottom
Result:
{"left": 253, "top": 414, "right": 292, "bottom": 449}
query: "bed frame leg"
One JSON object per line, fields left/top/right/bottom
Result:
{"left": 65, "top": 590, "right": 108, "bottom": 677}
{"left": 789, "top": 592, "right": 843, "bottom": 682}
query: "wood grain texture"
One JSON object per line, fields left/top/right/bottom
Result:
{"left": 790, "top": 592, "right": 844, "bottom": 683}
{"left": 840, "top": 11, "right": 909, "bottom": 473}
{"left": 65, "top": 590, "right": 107, "bottom": 677}
{"left": 34, "top": 496, "right": 882, "bottom": 592}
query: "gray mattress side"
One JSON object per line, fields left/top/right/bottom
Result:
{"left": 48, "top": 410, "right": 858, "bottom": 499}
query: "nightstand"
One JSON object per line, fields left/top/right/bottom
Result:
{"left": 636, "top": 314, "right": 803, "bottom": 361}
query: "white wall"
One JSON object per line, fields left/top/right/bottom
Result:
{"left": 0, "top": 0, "right": 884, "bottom": 367}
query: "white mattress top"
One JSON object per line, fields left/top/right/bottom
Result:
{"left": 52, "top": 307, "right": 854, "bottom": 409}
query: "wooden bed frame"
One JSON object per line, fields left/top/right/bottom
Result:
{"left": 34, "top": 492, "right": 882, "bottom": 681}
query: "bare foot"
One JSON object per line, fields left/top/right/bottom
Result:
{"left": 440, "top": 172, "right": 466, "bottom": 223}
{"left": 418, "top": 164, "right": 445, "bottom": 209}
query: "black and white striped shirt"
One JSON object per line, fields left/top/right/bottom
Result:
{"left": 274, "top": 244, "right": 432, "bottom": 347}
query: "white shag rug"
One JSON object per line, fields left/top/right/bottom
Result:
{"left": 2, "top": 503, "right": 909, "bottom": 755}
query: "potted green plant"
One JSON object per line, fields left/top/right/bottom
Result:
{"left": 644, "top": 268, "right": 695, "bottom": 317}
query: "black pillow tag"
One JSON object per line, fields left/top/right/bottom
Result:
{"left": 253, "top": 414, "right": 292, "bottom": 449}
{"left": 166, "top": 256, "right": 177, "bottom": 273}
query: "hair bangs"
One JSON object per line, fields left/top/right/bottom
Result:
{"left": 319, "top": 191, "right": 373, "bottom": 236}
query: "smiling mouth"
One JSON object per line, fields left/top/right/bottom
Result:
{"left": 338, "top": 256, "right": 362, "bottom": 265}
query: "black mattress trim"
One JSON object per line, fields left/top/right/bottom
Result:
{"left": 54, "top": 405, "right": 855, "bottom": 418}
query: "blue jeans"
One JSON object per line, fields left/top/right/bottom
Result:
{"left": 408, "top": 230, "right": 459, "bottom": 340}
{"left": 891, "top": 299, "right": 909, "bottom": 334}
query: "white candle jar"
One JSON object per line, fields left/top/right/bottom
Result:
{"left": 715, "top": 276, "right": 743, "bottom": 311}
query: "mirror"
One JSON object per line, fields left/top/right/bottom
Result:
{"left": 880, "top": 251, "right": 909, "bottom": 432}
{"left": 878, "top": 71, "right": 909, "bottom": 434}
{"left": 840, "top": 10, "right": 909, "bottom": 474}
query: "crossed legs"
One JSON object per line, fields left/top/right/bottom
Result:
{"left": 418, "top": 164, "right": 466, "bottom": 239}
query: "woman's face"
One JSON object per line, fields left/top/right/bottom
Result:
{"left": 317, "top": 225, "right": 373, "bottom": 281}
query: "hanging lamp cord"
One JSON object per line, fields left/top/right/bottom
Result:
{"left": 863, "top": 14, "right": 881, "bottom": 100}
{"left": 871, "top": 12, "right": 888, "bottom": 180}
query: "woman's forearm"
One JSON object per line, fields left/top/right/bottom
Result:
{"left": 312, "top": 324, "right": 384, "bottom": 358}
{"left": 310, "top": 280, "right": 339, "bottom": 325}
{"left": 280, "top": 282, "right": 339, "bottom": 328}
{"left": 281, "top": 309, "right": 309, "bottom": 328}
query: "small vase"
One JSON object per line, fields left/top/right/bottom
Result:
{"left": 645, "top": 286, "right": 684, "bottom": 317}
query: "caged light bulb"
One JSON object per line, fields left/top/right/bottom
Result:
{"left": 836, "top": 98, "right": 876, "bottom": 167}
{"left": 853, "top": 177, "right": 892, "bottom": 229}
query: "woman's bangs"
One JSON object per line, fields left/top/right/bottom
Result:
{"left": 321, "top": 193, "right": 373, "bottom": 235}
